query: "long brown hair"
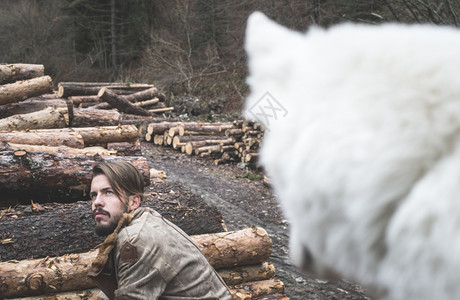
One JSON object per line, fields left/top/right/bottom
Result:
{"left": 92, "top": 161, "right": 145, "bottom": 202}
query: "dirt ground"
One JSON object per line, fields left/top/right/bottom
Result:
{"left": 140, "top": 141, "right": 373, "bottom": 300}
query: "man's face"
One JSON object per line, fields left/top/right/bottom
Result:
{"left": 90, "top": 174, "right": 128, "bottom": 236}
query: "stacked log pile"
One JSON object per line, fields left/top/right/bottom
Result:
{"left": 0, "top": 227, "right": 287, "bottom": 300}
{"left": 143, "top": 119, "right": 264, "bottom": 167}
{"left": 0, "top": 63, "right": 287, "bottom": 299}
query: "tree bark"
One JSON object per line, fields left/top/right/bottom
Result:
{"left": 0, "top": 227, "right": 272, "bottom": 298}
{"left": 0, "top": 76, "right": 53, "bottom": 105}
{"left": 57, "top": 82, "right": 153, "bottom": 98}
{"left": 68, "top": 95, "right": 100, "bottom": 107}
{"left": 97, "top": 87, "right": 151, "bottom": 116}
{"left": 0, "top": 184, "right": 227, "bottom": 261}
{"left": 0, "top": 63, "right": 44, "bottom": 84}
{"left": 0, "top": 131, "right": 85, "bottom": 148}
{"left": 0, "top": 98, "right": 68, "bottom": 119}
{"left": 0, "top": 107, "right": 69, "bottom": 131}
{"left": 0, "top": 152, "right": 150, "bottom": 206}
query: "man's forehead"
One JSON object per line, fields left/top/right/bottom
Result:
{"left": 91, "top": 174, "right": 113, "bottom": 190}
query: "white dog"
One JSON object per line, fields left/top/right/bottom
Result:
{"left": 244, "top": 11, "right": 460, "bottom": 300}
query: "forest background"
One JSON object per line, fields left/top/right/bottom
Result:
{"left": 1, "top": 0, "right": 459, "bottom": 116}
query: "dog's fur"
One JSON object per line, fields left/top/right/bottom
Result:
{"left": 244, "top": 12, "right": 460, "bottom": 300}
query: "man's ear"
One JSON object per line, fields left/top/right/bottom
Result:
{"left": 128, "top": 195, "right": 141, "bottom": 211}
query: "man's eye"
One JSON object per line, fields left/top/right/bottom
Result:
{"left": 106, "top": 190, "right": 113, "bottom": 195}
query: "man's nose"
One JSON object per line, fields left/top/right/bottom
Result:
{"left": 92, "top": 193, "right": 104, "bottom": 206}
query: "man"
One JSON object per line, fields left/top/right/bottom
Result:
{"left": 87, "top": 161, "right": 233, "bottom": 300}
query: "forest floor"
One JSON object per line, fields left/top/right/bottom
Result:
{"left": 141, "top": 141, "right": 373, "bottom": 300}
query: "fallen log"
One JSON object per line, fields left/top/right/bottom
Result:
{"left": 0, "top": 152, "right": 150, "bottom": 206}
{"left": 0, "top": 131, "right": 85, "bottom": 148}
{"left": 0, "top": 76, "right": 53, "bottom": 105}
{"left": 0, "top": 98, "right": 68, "bottom": 119}
{"left": 0, "top": 182, "right": 227, "bottom": 261}
{"left": 0, "top": 227, "right": 272, "bottom": 298}
{"left": 57, "top": 82, "right": 153, "bottom": 98}
{"left": 97, "top": 87, "right": 151, "bottom": 116}
{"left": 0, "top": 63, "right": 44, "bottom": 84}
{"left": 0, "top": 107, "right": 69, "bottom": 131}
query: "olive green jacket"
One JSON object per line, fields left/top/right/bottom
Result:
{"left": 88, "top": 207, "right": 232, "bottom": 300}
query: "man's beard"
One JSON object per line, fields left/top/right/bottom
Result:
{"left": 95, "top": 217, "right": 119, "bottom": 236}
{"left": 94, "top": 207, "right": 127, "bottom": 236}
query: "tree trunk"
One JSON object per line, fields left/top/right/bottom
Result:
{"left": 0, "top": 107, "right": 69, "bottom": 131}
{"left": 0, "top": 185, "right": 227, "bottom": 261}
{"left": 0, "top": 98, "right": 68, "bottom": 119}
{"left": 0, "top": 227, "right": 272, "bottom": 298}
{"left": 0, "top": 131, "right": 85, "bottom": 148}
{"left": 0, "top": 76, "right": 53, "bottom": 105}
{"left": 0, "top": 152, "right": 150, "bottom": 206}
{"left": 97, "top": 87, "right": 151, "bottom": 116}
{"left": 0, "top": 63, "right": 44, "bottom": 84}
{"left": 146, "top": 122, "right": 184, "bottom": 135}
{"left": 57, "top": 82, "right": 153, "bottom": 98}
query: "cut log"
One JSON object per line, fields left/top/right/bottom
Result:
{"left": 0, "top": 98, "right": 68, "bottom": 119}
{"left": 0, "top": 63, "right": 44, "bottom": 84}
{"left": 68, "top": 95, "right": 100, "bottom": 107}
{"left": 122, "top": 87, "right": 165, "bottom": 103}
{"left": 27, "top": 125, "right": 139, "bottom": 146}
{"left": 70, "top": 108, "right": 122, "bottom": 127}
{"left": 148, "top": 106, "right": 174, "bottom": 114}
{"left": 146, "top": 122, "right": 184, "bottom": 135}
{"left": 194, "top": 144, "right": 222, "bottom": 156}
{"left": 231, "top": 279, "right": 285, "bottom": 300}
{"left": 218, "top": 262, "right": 276, "bottom": 286}
{"left": 57, "top": 82, "right": 153, "bottom": 98}
{"left": 0, "top": 107, "right": 69, "bottom": 131}
{"left": 0, "top": 227, "right": 272, "bottom": 298}
{"left": 4, "top": 143, "right": 115, "bottom": 156}
{"left": 0, "top": 131, "right": 85, "bottom": 148}
{"left": 97, "top": 87, "right": 152, "bottom": 116}
{"left": 0, "top": 76, "right": 53, "bottom": 105}
{"left": 0, "top": 152, "right": 150, "bottom": 206}
{"left": 106, "top": 140, "right": 141, "bottom": 156}
{"left": 0, "top": 183, "right": 227, "bottom": 261}
{"left": 133, "top": 98, "right": 159, "bottom": 107}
